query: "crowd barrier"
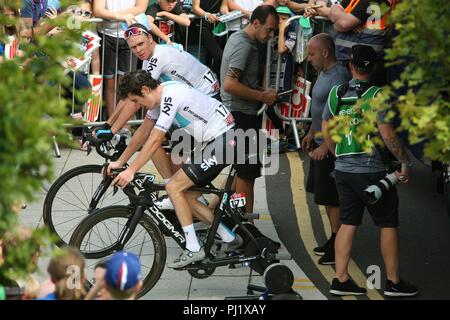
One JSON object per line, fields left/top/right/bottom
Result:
{"left": 263, "top": 15, "right": 330, "bottom": 148}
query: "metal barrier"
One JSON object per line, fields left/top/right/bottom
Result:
{"left": 65, "top": 12, "right": 234, "bottom": 129}
{"left": 262, "top": 15, "right": 330, "bottom": 149}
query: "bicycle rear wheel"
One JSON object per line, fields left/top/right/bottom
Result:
{"left": 69, "top": 205, "right": 167, "bottom": 298}
{"left": 43, "top": 164, "right": 129, "bottom": 246}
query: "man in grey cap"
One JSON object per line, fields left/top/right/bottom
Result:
{"left": 322, "top": 45, "right": 418, "bottom": 297}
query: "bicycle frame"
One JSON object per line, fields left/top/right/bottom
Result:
{"left": 116, "top": 166, "right": 272, "bottom": 271}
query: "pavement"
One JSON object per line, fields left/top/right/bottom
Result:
{"left": 19, "top": 146, "right": 326, "bottom": 300}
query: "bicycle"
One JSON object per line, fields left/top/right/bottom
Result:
{"left": 42, "top": 126, "right": 132, "bottom": 246}
{"left": 69, "top": 164, "right": 283, "bottom": 298}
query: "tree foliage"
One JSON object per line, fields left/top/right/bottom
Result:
{"left": 0, "top": 0, "right": 88, "bottom": 282}
{"left": 328, "top": 0, "right": 450, "bottom": 162}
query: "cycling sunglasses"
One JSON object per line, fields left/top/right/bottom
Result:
{"left": 124, "top": 27, "right": 149, "bottom": 40}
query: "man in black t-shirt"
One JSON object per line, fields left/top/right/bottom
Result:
{"left": 146, "top": 0, "right": 191, "bottom": 44}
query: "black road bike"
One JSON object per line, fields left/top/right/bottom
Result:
{"left": 69, "top": 165, "right": 284, "bottom": 298}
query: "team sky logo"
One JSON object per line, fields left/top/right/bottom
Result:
{"left": 134, "top": 174, "right": 156, "bottom": 190}
{"left": 147, "top": 57, "right": 158, "bottom": 72}
{"left": 162, "top": 97, "right": 173, "bottom": 116}
{"left": 200, "top": 155, "right": 218, "bottom": 171}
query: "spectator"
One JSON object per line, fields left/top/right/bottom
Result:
{"left": 189, "top": 0, "right": 228, "bottom": 77}
{"left": 304, "top": 1, "right": 336, "bottom": 38}
{"left": 0, "top": 4, "right": 23, "bottom": 63}
{"left": 266, "top": 5, "right": 298, "bottom": 152}
{"left": 225, "top": 0, "right": 263, "bottom": 35}
{"left": 266, "top": 0, "right": 309, "bottom": 13}
{"left": 84, "top": 261, "right": 110, "bottom": 300}
{"left": 22, "top": 275, "right": 40, "bottom": 300}
{"left": 0, "top": 226, "right": 41, "bottom": 300}
{"left": 78, "top": 0, "right": 101, "bottom": 75}
{"left": 37, "top": 246, "right": 87, "bottom": 300}
{"left": 322, "top": 45, "right": 418, "bottom": 297}
{"left": 93, "top": 0, "right": 148, "bottom": 119}
{"left": 328, "top": 0, "right": 396, "bottom": 86}
{"left": 220, "top": 4, "right": 279, "bottom": 215}
{"left": 104, "top": 252, "right": 142, "bottom": 300}
{"left": 20, "top": 0, "right": 61, "bottom": 39}
{"left": 146, "top": 0, "right": 191, "bottom": 45}
{"left": 302, "top": 33, "right": 350, "bottom": 265}
{"left": 304, "top": 0, "right": 331, "bottom": 17}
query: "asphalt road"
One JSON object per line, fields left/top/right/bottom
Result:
{"left": 266, "top": 151, "right": 450, "bottom": 300}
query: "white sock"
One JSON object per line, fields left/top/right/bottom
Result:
{"left": 182, "top": 224, "right": 201, "bottom": 252}
{"left": 217, "top": 223, "right": 235, "bottom": 243}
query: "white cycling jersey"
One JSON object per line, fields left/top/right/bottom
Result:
{"left": 142, "top": 44, "right": 220, "bottom": 97}
{"left": 146, "top": 82, "right": 234, "bottom": 143}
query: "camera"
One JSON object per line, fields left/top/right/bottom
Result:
{"left": 364, "top": 172, "right": 399, "bottom": 204}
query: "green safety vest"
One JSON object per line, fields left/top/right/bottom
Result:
{"left": 328, "top": 83, "right": 381, "bottom": 157}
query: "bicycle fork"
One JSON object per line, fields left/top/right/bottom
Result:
{"left": 115, "top": 205, "right": 146, "bottom": 251}
{"left": 88, "top": 175, "right": 112, "bottom": 213}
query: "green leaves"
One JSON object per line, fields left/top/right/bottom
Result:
{"left": 328, "top": 0, "right": 450, "bottom": 162}
{"left": 0, "top": 9, "right": 90, "bottom": 282}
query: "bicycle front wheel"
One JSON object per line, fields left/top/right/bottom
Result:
{"left": 69, "top": 205, "right": 167, "bottom": 298}
{"left": 43, "top": 164, "right": 129, "bottom": 246}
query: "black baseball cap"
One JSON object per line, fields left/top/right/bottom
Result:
{"left": 351, "top": 45, "right": 377, "bottom": 71}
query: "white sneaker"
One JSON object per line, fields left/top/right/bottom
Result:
{"left": 167, "top": 248, "right": 205, "bottom": 269}
{"left": 154, "top": 196, "right": 175, "bottom": 210}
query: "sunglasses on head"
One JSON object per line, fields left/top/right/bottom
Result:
{"left": 124, "top": 27, "right": 149, "bottom": 40}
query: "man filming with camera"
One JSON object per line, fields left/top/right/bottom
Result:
{"left": 322, "top": 45, "right": 418, "bottom": 297}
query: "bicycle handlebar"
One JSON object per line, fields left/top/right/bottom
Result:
{"left": 82, "top": 127, "right": 127, "bottom": 161}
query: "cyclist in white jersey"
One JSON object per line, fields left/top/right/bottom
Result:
{"left": 96, "top": 23, "right": 220, "bottom": 143}
{"left": 108, "top": 71, "right": 243, "bottom": 268}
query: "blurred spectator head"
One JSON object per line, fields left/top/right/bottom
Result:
{"left": 307, "top": 33, "right": 336, "bottom": 72}
{"left": 1, "top": 4, "right": 21, "bottom": 36}
{"left": 276, "top": 6, "right": 292, "bottom": 24}
{"left": 250, "top": 5, "right": 279, "bottom": 44}
{"left": 105, "top": 251, "right": 142, "bottom": 300}
{"left": 0, "top": 226, "right": 41, "bottom": 277}
{"left": 47, "top": 246, "right": 86, "bottom": 300}
{"left": 158, "top": 0, "right": 178, "bottom": 12}
{"left": 350, "top": 44, "right": 376, "bottom": 75}
{"left": 22, "top": 275, "right": 40, "bottom": 300}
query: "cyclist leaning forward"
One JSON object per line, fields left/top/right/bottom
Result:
{"left": 97, "top": 23, "right": 221, "bottom": 137}
{"left": 108, "top": 70, "right": 244, "bottom": 268}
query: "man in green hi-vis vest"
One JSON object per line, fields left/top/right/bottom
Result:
{"left": 322, "top": 45, "right": 419, "bottom": 298}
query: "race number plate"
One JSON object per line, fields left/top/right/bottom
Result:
{"left": 230, "top": 193, "right": 246, "bottom": 208}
